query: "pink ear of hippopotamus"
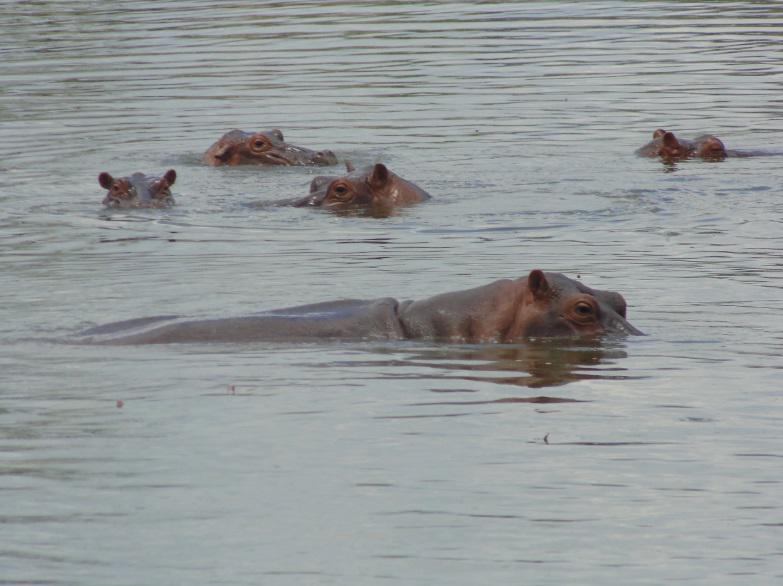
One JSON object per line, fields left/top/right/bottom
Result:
{"left": 662, "top": 132, "right": 680, "bottom": 149}
{"left": 369, "top": 163, "right": 390, "bottom": 188}
{"left": 527, "top": 269, "right": 551, "bottom": 300}
{"left": 98, "top": 172, "right": 114, "bottom": 189}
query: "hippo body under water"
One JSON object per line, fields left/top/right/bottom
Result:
{"left": 292, "top": 162, "right": 431, "bottom": 213}
{"left": 75, "top": 271, "right": 642, "bottom": 345}
{"left": 636, "top": 129, "right": 727, "bottom": 161}
{"left": 202, "top": 129, "right": 338, "bottom": 167}
{"left": 99, "top": 169, "right": 177, "bottom": 209}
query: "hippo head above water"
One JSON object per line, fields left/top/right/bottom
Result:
{"left": 513, "top": 270, "right": 640, "bottom": 339}
{"left": 202, "top": 129, "right": 338, "bottom": 167}
{"left": 98, "top": 169, "right": 177, "bottom": 209}
{"left": 398, "top": 270, "right": 642, "bottom": 342}
{"left": 294, "top": 162, "right": 431, "bottom": 213}
{"left": 636, "top": 129, "right": 727, "bottom": 162}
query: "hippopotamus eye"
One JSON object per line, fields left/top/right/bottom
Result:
{"left": 573, "top": 300, "right": 597, "bottom": 320}
{"left": 251, "top": 138, "right": 271, "bottom": 151}
{"left": 332, "top": 184, "right": 351, "bottom": 199}
{"left": 575, "top": 302, "right": 593, "bottom": 314}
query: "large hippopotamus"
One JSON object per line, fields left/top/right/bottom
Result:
{"left": 74, "top": 270, "right": 642, "bottom": 345}
{"left": 99, "top": 169, "right": 177, "bottom": 208}
{"left": 636, "top": 129, "right": 727, "bottom": 161}
{"left": 292, "top": 162, "right": 431, "bottom": 213}
{"left": 202, "top": 129, "right": 338, "bottom": 166}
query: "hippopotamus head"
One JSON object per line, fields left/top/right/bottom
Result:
{"left": 98, "top": 169, "right": 177, "bottom": 208}
{"left": 202, "top": 129, "right": 338, "bottom": 166}
{"left": 692, "top": 134, "right": 727, "bottom": 160}
{"left": 637, "top": 129, "right": 726, "bottom": 161}
{"left": 294, "top": 162, "right": 431, "bottom": 212}
{"left": 397, "top": 270, "right": 643, "bottom": 343}
{"left": 508, "top": 270, "right": 642, "bottom": 339}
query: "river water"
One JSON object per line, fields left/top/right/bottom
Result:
{"left": 2, "top": 2, "right": 783, "bottom": 585}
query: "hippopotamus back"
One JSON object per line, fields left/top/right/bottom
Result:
{"left": 76, "top": 299, "right": 405, "bottom": 345}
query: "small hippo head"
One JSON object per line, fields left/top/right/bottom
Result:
{"left": 295, "top": 162, "right": 430, "bottom": 213}
{"left": 509, "top": 270, "right": 643, "bottom": 340}
{"left": 202, "top": 129, "right": 338, "bottom": 167}
{"left": 639, "top": 129, "right": 727, "bottom": 162}
{"left": 99, "top": 169, "right": 177, "bottom": 209}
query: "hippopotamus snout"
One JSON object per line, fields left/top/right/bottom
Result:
{"left": 601, "top": 310, "right": 644, "bottom": 336}
{"left": 314, "top": 149, "right": 338, "bottom": 165}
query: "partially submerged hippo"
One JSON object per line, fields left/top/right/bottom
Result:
{"left": 636, "top": 129, "right": 727, "bottom": 161}
{"left": 99, "top": 169, "right": 177, "bottom": 208}
{"left": 293, "top": 162, "right": 431, "bottom": 212}
{"left": 74, "top": 270, "right": 642, "bottom": 345}
{"left": 202, "top": 129, "right": 338, "bottom": 166}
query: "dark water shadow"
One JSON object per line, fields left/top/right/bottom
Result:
{"left": 243, "top": 199, "right": 406, "bottom": 219}
{"left": 341, "top": 338, "right": 640, "bottom": 395}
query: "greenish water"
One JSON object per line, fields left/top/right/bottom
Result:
{"left": 2, "top": 2, "right": 783, "bottom": 584}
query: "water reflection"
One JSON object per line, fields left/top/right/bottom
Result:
{"left": 353, "top": 338, "right": 636, "bottom": 392}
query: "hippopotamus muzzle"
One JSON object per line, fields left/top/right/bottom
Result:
{"left": 599, "top": 308, "right": 644, "bottom": 336}
{"left": 293, "top": 189, "right": 329, "bottom": 207}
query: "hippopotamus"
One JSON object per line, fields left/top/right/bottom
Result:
{"left": 202, "top": 129, "right": 338, "bottom": 166}
{"left": 292, "top": 162, "right": 431, "bottom": 212}
{"left": 73, "top": 270, "right": 642, "bottom": 345}
{"left": 99, "top": 169, "right": 177, "bottom": 208}
{"left": 636, "top": 129, "right": 727, "bottom": 161}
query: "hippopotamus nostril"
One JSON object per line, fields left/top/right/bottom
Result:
{"left": 610, "top": 316, "right": 644, "bottom": 336}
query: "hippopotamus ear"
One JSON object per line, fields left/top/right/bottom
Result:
{"left": 345, "top": 160, "right": 356, "bottom": 173}
{"left": 653, "top": 128, "right": 667, "bottom": 139}
{"left": 211, "top": 143, "right": 233, "bottom": 161}
{"left": 271, "top": 129, "right": 284, "bottom": 141}
{"left": 163, "top": 169, "right": 177, "bottom": 186}
{"left": 98, "top": 172, "right": 114, "bottom": 189}
{"left": 369, "top": 163, "right": 390, "bottom": 188}
{"left": 528, "top": 269, "right": 552, "bottom": 300}
{"left": 662, "top": 132, "right": 680, "bottom": 148}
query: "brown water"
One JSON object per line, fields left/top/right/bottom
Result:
{"left": 2, "top": 2, "right": 783, "bottom": 584}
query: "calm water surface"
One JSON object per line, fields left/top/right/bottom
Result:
{"left": 2, "top": 2, "right": 783, "bottom": 584}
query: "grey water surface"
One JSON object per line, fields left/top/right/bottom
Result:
{"left": 2, "top": 2, "right": 783, "bottom": 585}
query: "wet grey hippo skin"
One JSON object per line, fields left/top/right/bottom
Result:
{"left": 293, "top": 162, "right": 431, "bottom": 212}
{"left": 75, "top": 270, "right": 642, "bottom": 345}
{"left": 635, "top": 129, "right": 727, "bottom": 161}
{"left": 202, "top": 129, "right": 338, "bottom": 166}
{"left": 99, "top": 169, "right": 177, "bottom": 209}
